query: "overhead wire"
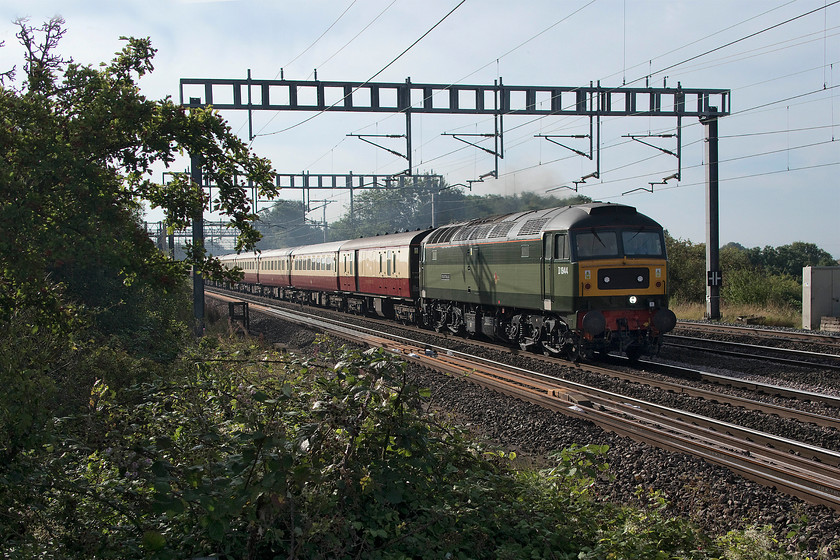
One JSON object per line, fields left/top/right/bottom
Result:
{"left": 311, "top": 0, "right": 399, "bottom": 75}
{"left": 377, "top": 0, "right": 810, "bottom": 171}
{"left": 342, "top": 0, "right": 599, "bottom": 139}
{"left": 256, "top": 1, "right": 840, "bottom": 218}
{"left": 275, "top": 0, "right": 358, "bottom": 79}
{"left": 630, "top": 0, "right": 840, "bottom": 87}
{"left": 234, "top": 1, "right": 359, "bottom": 137}
{"left": 490, "top": 1, "right": 840, "bottom": 193}
{"left": 252, "top": 0, "right": 466, "bottom": 141}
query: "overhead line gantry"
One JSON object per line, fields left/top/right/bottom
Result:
{"left": 179, "top": 75, "right": 731, "bottom": 333}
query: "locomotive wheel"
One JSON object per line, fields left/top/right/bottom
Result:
{"left": 625, "top": 344, "right": 643, "bottom": 363}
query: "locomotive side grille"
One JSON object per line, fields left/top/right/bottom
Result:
{"left": 468, "top": 224, "right": 494, "bottom": 240}
{"left": 452, "top": 226, "right": 475, "bottom": 241}
{"left": 488, "top": 221, "right": 515, "bottom": 237}
{"left": 427, "top": 227, "right": 451, "bottom": 244}
{"left": 598, "top": 267, "right": 649, "bottom": 290}
{"left": 518, "top": 218, "right": 548, "bottom": 236}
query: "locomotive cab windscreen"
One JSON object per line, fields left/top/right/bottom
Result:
{"left": 572, "top": 228, "right": 665, "bottom": 260}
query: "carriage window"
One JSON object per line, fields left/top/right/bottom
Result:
{"left": 622, "top": 230, "right": 664, "bottom": 257}
{"left": 574, "top": 230, "right": 618, "bottom": 259}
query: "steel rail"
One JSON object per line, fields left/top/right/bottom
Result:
{"left": 639, "top": 359, "right": 840, "bottom": 409}
{"left": 211, "top": 288, "right": 840, "bottom": 414}
{"left": 674, "top": 322, "right": 840, "bottom": 347}
{"left": 591, "top": 362, "right": 840, "bottom": 430}
{"left": 666, "top": 335, "right": 840, "bottom": 370}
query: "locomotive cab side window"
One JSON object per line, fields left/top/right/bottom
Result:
{"left": 554, "top": 233, "right": 570, "bottom": 260}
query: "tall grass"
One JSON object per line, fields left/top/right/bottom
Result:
{"left": 669, "top": 300, "right": 801, "bottom": 328}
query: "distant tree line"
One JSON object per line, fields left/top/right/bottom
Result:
{"left": 666, "top": 235, "right": 836, "bottom": 309}
{"left": 254, "top": 184, "right": 836, "bottom": 311}
{"left": 254, "top": 174, "right": 591, "bottom": 246}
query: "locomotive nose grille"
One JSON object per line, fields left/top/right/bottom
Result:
{"left": 598, "top": 268, "right": 649, "bottom": 290}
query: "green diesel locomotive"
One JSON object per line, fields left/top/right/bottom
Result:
{"left": 418, "top": 203, "right": 676, "bottom": 360}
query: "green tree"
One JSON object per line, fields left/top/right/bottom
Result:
{"left": 0, "top": 17, "right": 275, "bottom": 469}
{"left": 748, "top": 242, "right": 835, "bottom": 278}
{"left": 664, "top": 232, "right": 706, "bottom": 303}
{"left": 328, "top": 174, "right": 453, "bottom": 239}
{"left": 1, "top": 17, "right": 276, "bottom": 333}
{"left": 254, "top": 199, "right": 325, "bottom": 250}
{"left": 328, "top": 178, "right": 591, "bottom": 240}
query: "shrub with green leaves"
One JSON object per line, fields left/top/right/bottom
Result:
{"left": 2, "top": 336, "right": 734, "bottom": 559}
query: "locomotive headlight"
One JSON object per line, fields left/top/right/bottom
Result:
{"left": 637, "top": 275, "right": 644, "bottom": 283}
{"left": 629, "top": 295, "right": 637, "bottom": 304}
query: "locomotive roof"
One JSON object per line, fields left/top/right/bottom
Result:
{"left": 422, "top": 203, "right": 661, "bottom": 245}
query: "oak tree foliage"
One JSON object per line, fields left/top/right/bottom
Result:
{"left": 0, "top": 17, "right": 276, "bottom": 329}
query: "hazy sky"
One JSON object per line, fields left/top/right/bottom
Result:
{"left": 2, "top": 1, "right": 838, "bottom": 257}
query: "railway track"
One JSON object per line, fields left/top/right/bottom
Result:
{"left": 674, "top": 321, "right": 840, "bottom": 348}
{"left": 665, "top": 334, "right": 840, "bottom": 370}
{"left": 208, "top": 289, "right": 840, "bottom": 511}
